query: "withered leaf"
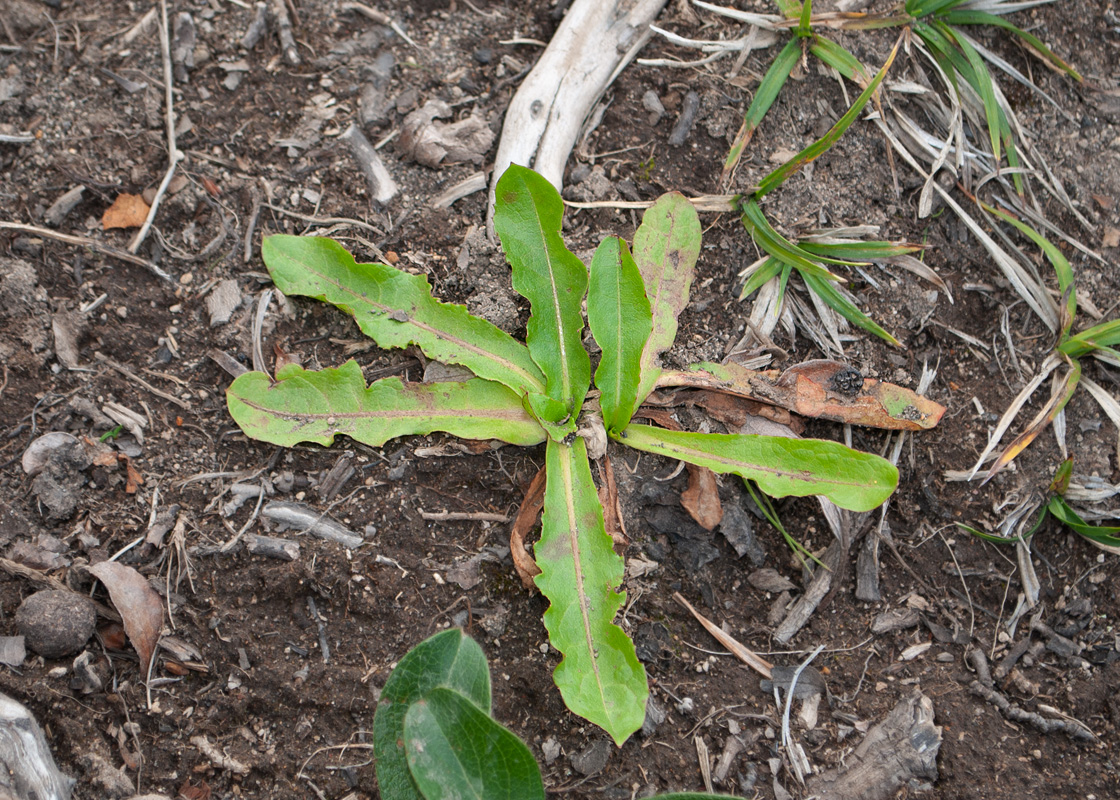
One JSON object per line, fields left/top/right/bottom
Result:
{"left": 681, "top": 463, "right": 723, "bottom": 530}
{"left": 102, "top": 193, "right": 151, "bottom": 230}
{"left": 89, "top": 561, "right": 163, "bottom": 679}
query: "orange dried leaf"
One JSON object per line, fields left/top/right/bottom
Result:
{"left": 102, "top": 193, "right": 151, "bottom": 230}
{"left": 681, "top": 463, "right": 723, "bottom": 530}
{"left": 120, "top": 454, "right": 145, "bottom": 493}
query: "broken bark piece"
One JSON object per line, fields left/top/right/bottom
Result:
{"left": 358, "top": 50, "right": 396, "bottom": 127}
{"left": 269, "top": 0, "right": 300, "bottom": 65}
{"left": 0, "top": 691, "right": 76, "bottom": 800}
{"left": 246, "top": 534, "right": 300, "bottom": 561}
{"left": 806, "top": 691, "right": 941, "bottom": 800}
{"left": 668, "top": 90, "right": 701, "bottom": 146}
{"left": 241, "top": 2, "right": 268, "bottom": 49}
{"left": 969, "top": 681, "right": 1096, "bottom": 741}
{"left": 398, "top": 100, "right": 494, "bottom": 167}
{"left": 171, "top": 12, "right": 196, "bottom": 83}
{"left": 339, "top": 123, "right": 398, "bottom": 204}
{"left": 487, "top": 0, "right": 669, "bottom": 230}
{"left": 43, "top": 186, "right": 85, "bottom": 227}
{"left": 262, "top": 501, "right": 363, "bottom": 549}
{"left": 773, "top": 540, "right": 844, "bottom": 644}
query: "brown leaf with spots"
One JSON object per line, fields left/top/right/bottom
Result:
{"left": 681, "top": 463, "right": 723, "bottom": 530}
{"left": 89, "top": 561, "right": 163, "bottom": 679}
{"left": 101, "top": 193, "right": 151, "bottom": 230}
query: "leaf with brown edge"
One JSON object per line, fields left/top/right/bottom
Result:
{"left": 681, "top": 464, "right": 723, "bottom": 531}
{"left": 90, "top": 561, "right": 163, "bottom": 679}
{"left": 657, "top": 360, "right": 945, "bottom": 432}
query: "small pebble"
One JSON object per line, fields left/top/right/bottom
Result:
{"left": 473, "top": 48, "right": 493, "bottom": 65}
{"left": 16, "top": 590, "right": 96, "bottom": 658}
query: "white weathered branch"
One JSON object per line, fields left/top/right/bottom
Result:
{"left": 487, "top": 0, "right": 669, "bottom": 233}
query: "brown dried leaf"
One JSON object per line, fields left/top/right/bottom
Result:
{"left": 89, "top": 561, "right": 163, "bottom": 678}
{"left": 681, "top": 463, "right": 723, "bottom": 530}
{"left": 509, "top": 466, "right": 546, "bottom": 588}
{"left": 661, "top": 360, "right": 945, "bottom": 431}
{"left": 120, "top": 454, "right": 144, "bottom": 494}
{"left": 597, "top": 454, "right": 628, "bottom": 548}
{"left": 101, "top": 193, "right": 151, "bottom": 230}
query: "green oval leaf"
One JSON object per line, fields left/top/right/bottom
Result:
{"left": 588, "top": 236, "right": 652, "bottom": 433}
{"left": 493, "top": 164, "right": 590, "bottom": 417}
{"left": 404, "top": 688, "right": 545, "bottom": 800}
{"left": 374, "top": 630, "right": 492, "bottom": 800}
{"left": 261, "top": 235, "right": 545, "bottom": 397}
{"left": 227, "top": 361, "right": 547, "bottom": 449}
{"left": 617, "top": 424, "right": 898, "bottom": 512}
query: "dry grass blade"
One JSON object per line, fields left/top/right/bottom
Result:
{"left": 1078, "top": 376, "right": 1120, "bottom": 460}
{"left": 966, "top": 353, "right": 1061, "bottom": 479}
{"left": 875, "top": 118, "right": 1060, "bottom": 331}
{"left": 981, "top": 359, "right": 1080, "bottom": 483}
{"left": 673, "top": 591, "right": 772, "bottom": 678}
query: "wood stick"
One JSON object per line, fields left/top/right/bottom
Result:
{"left": 129, "top": 0, "right": 184, "bottom": 254}
{"left": 0, "top": 222, "right": 174, "bottom": 283}
{"left": 674, "top": 591, "right": 772, "bottom": 678}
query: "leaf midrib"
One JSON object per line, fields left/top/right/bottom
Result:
{"left": 530, "top": 212, "right": 574, "bottom": 404}
{"left": 559, "top": 444, "right": 608, "bottom": 716}
{"left": 237, "top": 396, "right": 535, "bottom": 423}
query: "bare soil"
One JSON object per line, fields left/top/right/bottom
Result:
{"left": 1, "top": 1, "right": 1119, "bottom": 799}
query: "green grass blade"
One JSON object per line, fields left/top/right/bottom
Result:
{"left": 1047, "top": 497, "right": 1120, "bottom": 550}
{"left": 632, "top": 192, "right": 702, "bottom": 406}
{"left": 955, "top": 522, "right": 1026, "bottom": 544}
{"left": 773, "top": 0, "right": 802, "bottom": 20}
{"left": 906, "top": 0, "right": 968, "bottom": 16}
{"left": 745, "top": 480, "right": 826, "bottom": 569}
{"left": 741, "top": 199, "right": 855, "bottom": 273}
{"left": 799, "top": 240, "right": 923, "bottom": 260}
{"left": 493, "top": 165, "right": 591, "bottom": 418}
{"left": 942, "top": 10, "right": 1081, "bottom": 79}
{"left": 810, "top": 35, "right": 870, "bottom": 85}
{"left": 1059, "top": 319, "right": 1120, "bottom": 360}
{"left": 913, "top": 23, "right": 961, "bottom": 91}
{"left": 984, "top": 205, "right": 1075, "bottom": 337}
{"left": 739, "top": 256, "right": 784, "bottom": 300}
{"left": 588, "top": 237, "right": 653, "bottom": 433}
{"left": 721, "top": 38, "right": 801, "bottom": 185}
{"left": 801, "top": 271, "right": 901, "bottom": 346}
{"left": 617, "top": 424, "right": 898, "bottom": 512}
{"left": 227, "top": 362, "right": 547, "bottom": 449}
{"left": 536, "top": 438, "right": 648, "bottom": 745}
{"left": 797, "top": 0, "right": 812, "bottom": 36}
{"left": 373, "top": 629, "right": 491, "bottom": 800}
{"left": 756, "top": 37, "right": 898, "bottom": 197}
{"left": 260, "top": 235, "right": 546, "bottom": 397}
{"left": 934, "top": 20, "right": 1001, "bottom": 165}
{"left": 404, "top": 688, "right": 545, "bottom": 800}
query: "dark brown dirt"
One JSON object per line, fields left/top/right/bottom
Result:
{"left": 1, "top": 1, "right": 1119, "bottom": 798}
